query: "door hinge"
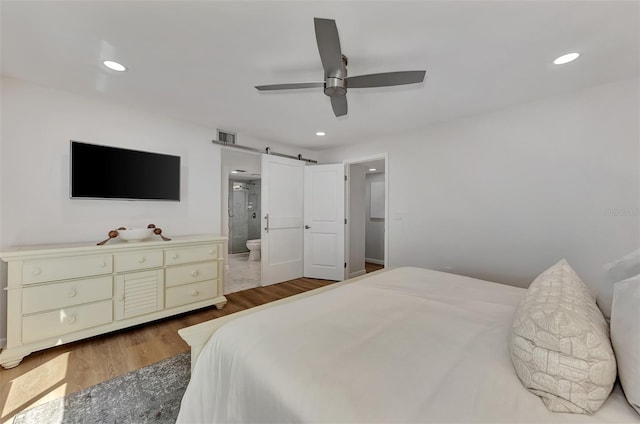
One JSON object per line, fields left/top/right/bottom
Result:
{"left": 344, "top": 262, "right": 347, "bottom": 268}
{"left": 344, "top": 175, "right": 347, "bottom": 181}
{"left": 344, "top": 218, "right": 347, "bottom": 224}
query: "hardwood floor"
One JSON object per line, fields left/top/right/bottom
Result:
{"left": 365, "top": 261, "right": 384, "bottom": 273}
{"left": 0, "top": 277, "right": 335, "bottom": 423}
{"left": 0, "top": 264, "right": 384, "bottom": 423}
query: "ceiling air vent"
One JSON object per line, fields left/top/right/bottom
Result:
{"left": 217, "top": 129, "right": 237, "bottom": 145}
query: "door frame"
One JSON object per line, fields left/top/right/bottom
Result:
{"left": 344, "top": 153, "right": 389, "bottom": 279}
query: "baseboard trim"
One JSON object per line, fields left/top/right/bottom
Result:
{"left": 348, "top": 270, "right": 366, "bottom": 279}
{"left": 365, "top": 258, "right": 384, "bottom": 265}
{"left": 0, "top": 338, "right": 6, "bottom": 350}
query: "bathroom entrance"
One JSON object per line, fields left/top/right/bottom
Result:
{"left": 345, "top": 155, "right": 387, "bottom": 278}
{"left": 229, "top": 180, "right": 261, "bottom": 254}
{"left": 221, "top": 149, "right": 262, "bottom": 293}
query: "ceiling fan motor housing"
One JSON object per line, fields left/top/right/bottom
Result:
{"left": 324, "top": 54, "right": 348, "bottom": 97}
{"left": 324, "top": 77, "right": 346, "bottom": 97}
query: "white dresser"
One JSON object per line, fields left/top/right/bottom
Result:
{"left": 0, "top": 235, "right": 227, "bottom": 368}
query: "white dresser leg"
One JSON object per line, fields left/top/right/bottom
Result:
{"left": 1, "top": 356, "right": 26, "bottom": 369}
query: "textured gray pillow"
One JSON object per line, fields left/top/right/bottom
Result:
{"left": 510, "top": 259, "right": 617, "bottom": 414}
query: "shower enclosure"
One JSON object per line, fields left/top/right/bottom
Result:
{"left": 229, "top": 179, "right": 261, "bottom": 254}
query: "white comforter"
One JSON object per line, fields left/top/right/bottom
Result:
{"left": 177, "top": 267, "right": 638, "bottom": 423}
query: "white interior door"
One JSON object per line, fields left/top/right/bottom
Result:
{"left": 261, "top": 155, "right": 305, "bottom": 286}
{"left": 303, "top": 164, "right": 345, "bottom": 281}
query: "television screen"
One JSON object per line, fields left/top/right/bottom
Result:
{"left": 70, "top": 141, "right": 181, "bottom": 201}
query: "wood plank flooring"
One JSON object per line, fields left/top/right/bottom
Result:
{"left": 365, "top": 261, "right": 384, "bottom": 273}
{"left": 0, "top": 263, "right": 383, "bottom": 423}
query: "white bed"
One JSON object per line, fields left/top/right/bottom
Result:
{"left": 177, "top": 267, "right": 639, "bottom": 423}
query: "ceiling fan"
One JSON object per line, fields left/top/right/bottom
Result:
{"left": 255, "top": 18, "right": 426, "bottom": 117}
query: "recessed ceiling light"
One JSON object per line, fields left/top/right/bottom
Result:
{"left": 316, "top": 132, "right": 326, "bottom": 136}
{"left": 553, "top": 52, "right": 580, "bottom": 65}
{"left": 369, "top": 168, "right": 377, "bottom": 172}
{"left": 103, "top": 60, "right": 127, "bottom": 72}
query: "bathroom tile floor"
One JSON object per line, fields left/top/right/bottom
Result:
{"left": 225, "top": 252, "right": 261, "bottom": 294}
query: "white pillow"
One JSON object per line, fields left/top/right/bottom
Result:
{"left": 610, "top": 274, "right": 640, "bottom": 415}
{"left": 597, "top": 249, "right": 640, "bottom": 318}
{"left": 510, "top": 259, "right": 617, "bottom": 414}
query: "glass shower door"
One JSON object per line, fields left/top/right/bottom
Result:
{"left": 230, "top": 184, "right": 249, "bottom": 253}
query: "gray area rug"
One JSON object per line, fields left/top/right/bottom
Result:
{"left": 14, "top": 352, "right": 190, "bottom": 424}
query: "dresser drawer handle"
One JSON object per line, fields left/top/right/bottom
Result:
{"left": 208, "top": 250, "right": 215, "bottom": 255}
{"left": 100, "top": 261, "right": 107, "bottom": 268}
{"left": 191, "top": 290, "right": 199, "bottom": 297}
{"left": 171, "top": 253, "right": 179, "bottom": 259}
{"left": 68, "top": 289, "right": 77, "bottom": 298}
{"left": 138, "top": 257, "right": 146, "bottom": 263}
{"left": 32, "top": 267, "right": 42, "bottom": 276}
{"left": 63, "top": 315, "right": 77, "bottom": 325}
{"left": 118, "top": 295, "right": 125, "bottom": 301}
{"left": 191, "top": 270, "right": 199, "bottom": 277}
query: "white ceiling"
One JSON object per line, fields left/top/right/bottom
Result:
{"left": 2, "top": 1, "right": 638, "bottom": 151}
{"left": 353, "top": 159, "right": 385, "bottom": 175}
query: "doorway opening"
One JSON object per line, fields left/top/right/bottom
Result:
{"left": 229, "top": 180, "right": 261, "bottom": 254}
{"left": 221, "top": 149, "right": 262, "bottom": 293}
{"left": 345, "top": 155, "right": 388, "bottom": 278}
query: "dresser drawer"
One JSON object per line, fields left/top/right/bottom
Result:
{"left": 165, "top": 280, "right": 218, "bottom": 309}
{"left": 23, "top": 254, "right": 112, "bottom": 284}
{"left": 23, "top": 276, "right": 112, "bottom": 314}
{"left": 165, "top": 262, "right": 219, "bottom": 288}
{"left": 165, "top": 244, "right": 220, "bottom": 266}
{"left": 22, "top": 300, "right": 113, "bottom": 344}
{"left": 114, "top": 250, "right": 163, "bottom": 273}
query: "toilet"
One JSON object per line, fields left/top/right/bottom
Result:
{"left": 246, "top": 239, "right": 261, "bottom": 261}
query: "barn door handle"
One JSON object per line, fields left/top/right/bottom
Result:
{"left": 264, "top": 214, "right": 270, "bottom": 233}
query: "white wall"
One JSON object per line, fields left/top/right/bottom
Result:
{"left": 0, "top": 77, "right": 301, "bottom": 342}
{"left": 0, "top": 78, "right": 319, "bottom": 343}
{"left": 319, "top": 77, "right": 640, "bottom": 293}
{"left": 0, "top": 78, "right": 225, "bottom": 248}
{"left": 365, "top": 173, "right": 385, "bottom": 262}
{"left": 0, "top": 108, "right": 3, "bottom": 347}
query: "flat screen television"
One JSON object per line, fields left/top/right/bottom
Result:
{"left": 70, "top": 141, "right": 181, "bottom": 201}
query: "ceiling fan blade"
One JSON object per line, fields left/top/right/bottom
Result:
{"left": 347, "top": 70, "right": 426, "bottom": 88}
{"left": 255, "top": 82, "right": 324, "bottom": 91}
{"left": 314, "top": 18, "right": 344, "bottom": 78}
{"left": 330, "top": 96, "right": 347, "bottom": 117}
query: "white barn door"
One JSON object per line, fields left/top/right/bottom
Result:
{"left": 261, "top": 155, "right": 305, "bottom": 286}
{"left": 303, "top": 164, "right": 345, "bottom": 281}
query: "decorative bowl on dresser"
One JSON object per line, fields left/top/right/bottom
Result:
{"left": 0, "top": 234, "right": 227, "bottom": 369}
{"left": 116, "top": 228, "right": 154, "bottom": 242}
